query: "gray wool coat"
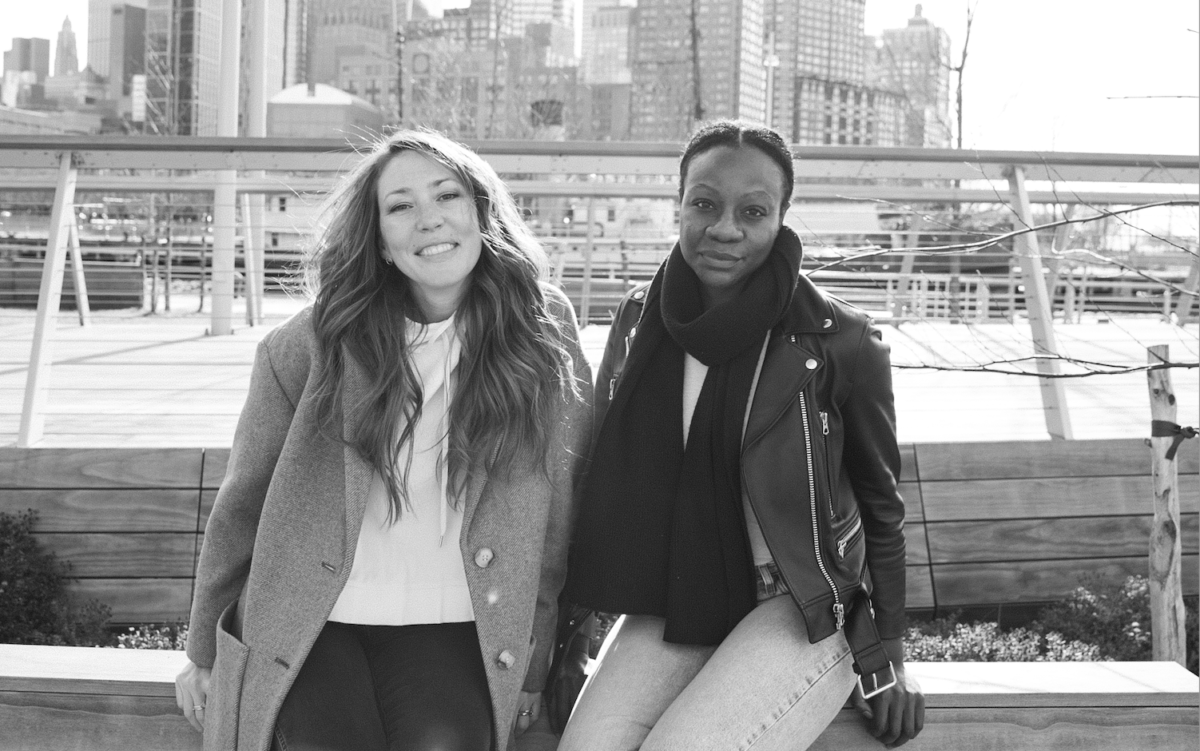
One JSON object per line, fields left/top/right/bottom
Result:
{"left": 186, "top": 290, "right": 593, "bottom": 751}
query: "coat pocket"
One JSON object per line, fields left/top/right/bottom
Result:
{"left": 204, "top": 600, "right": 250, "bottom": 751}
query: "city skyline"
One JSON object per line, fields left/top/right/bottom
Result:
{"left": 4, "top": 0, "right": 1197, "bottom": 153}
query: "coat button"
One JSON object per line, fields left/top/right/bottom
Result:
{"left": 474, "top": 548, "right": 495, "bottom": 568}
{"left": 496, "top": 650, "right": 517, "bottom": 669}
{"left": 805, "top": 358, "right": 819, "bottom": 370}
{"left": 823, "top": 318, "right": 833, "bottom": 328}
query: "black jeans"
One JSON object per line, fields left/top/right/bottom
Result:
{"left": 273, "top": 620, "right": 493, "bottom": 751}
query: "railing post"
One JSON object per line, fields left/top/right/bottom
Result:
{"left": 1172, "top": 251, "right": 1199, "bottom": 324}
{"left": 1146, "top": 344, "right": 1187, "bottom": 667}
{"left": 19, "top": 151, "right": 78, "bottom": 447}
{"left": 210, "top": 0, "right": 242, "bottom": 336}
{"left": 580, "top": 196, "right": 595, "bottom": 327}
{"left": 1006, "top": 165, "right": 1073, "bottom": 440}
{"left": 241, "top": 193, "right": 261, "bottom": 326}
{"left": 67, "top": 221, "right": 90, "bottom": 326}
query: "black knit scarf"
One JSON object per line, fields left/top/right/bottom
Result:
{"left": 567, "top": 227, "right": 804, "bottom": 645}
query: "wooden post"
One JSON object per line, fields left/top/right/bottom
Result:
{"left": 1006, "top": 165, "right": 1073, "bottom": 440}
{"left": 241, "top": 193, "right": 261, "bottom": 326}
{"left": 19, "top": 152, "right": 78, "bottom": 447}
{"left": 1146, "top": 344, "right": 1187, "bottom": 667}
{"left": 67, "top": 221, "right": 90, "bottom": 326}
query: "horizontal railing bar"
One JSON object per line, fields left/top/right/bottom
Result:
{"left": 0, "top": 174, "right": 1192, "bottom": 204}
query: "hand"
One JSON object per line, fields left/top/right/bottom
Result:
{"left": 175, "top": 660, "right": 212, "bottom": 733}
{"left": 513, "top": 690, "right": 541, "bottom": 736}
{"left": 851, "top": 664, "right": 924, "bottom": 748}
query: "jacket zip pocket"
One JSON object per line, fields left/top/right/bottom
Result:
{"left": 837, "top": 517, "right": 863, "bottom": 559}
{"left": 819, "top": 410, "right": 836, "bottom": 520}
{"left": 798, "top": 392, "right": 843, "bottom": 630}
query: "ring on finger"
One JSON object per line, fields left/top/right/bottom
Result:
{"left": 518, "top": 708, "right": 534, "bottom": 717}
{"left": 195, "top": 705, "right": 205, "bottom": 711}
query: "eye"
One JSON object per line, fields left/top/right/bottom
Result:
{"left": 438, "top": 190, "right": 463, "bottom": 202}
{"left": 690, "top": 198, "right": 715, "bottom": 210}
{"left": 387, "top": 201, "right": 412, "bottom": 213}
{"left": 743, "top": 206, "right": 769, "bottom": 218}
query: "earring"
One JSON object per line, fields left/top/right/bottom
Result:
{"left": 383, "top": 256, "right": 393, "bottom": 266}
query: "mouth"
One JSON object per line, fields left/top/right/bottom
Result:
{"left": 417, "top": 242, "right": 456, "bottom": 258}
{"left": 703, "top": 250, "right": 740, "bottom": 263}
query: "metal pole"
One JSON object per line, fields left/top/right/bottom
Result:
{"left": 210, "top": 0, "right": 242, "bottom": 336}
{"left": 1146, "top": 344, "right": 1186, "bottom": 667}
{"left": 580, "top": 197, "right": 595, "bottom": 327}
{"left": 19, "top": 152, "right": 78, "bottom": 447}
{"left": 247, "top": 0, "right": 268, "bottom": 325}
{"left": 68, "top": 221, "right": 90, "bottom": 326}
{"left": 1006, "top": 165, "right": 1073, "bottom": 440}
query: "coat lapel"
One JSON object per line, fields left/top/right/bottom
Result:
{"left": 743, "top": 334, "right": 820, "bottom": 448}
{"left": 341, "top": 349, "right": 375, "bottom": 553}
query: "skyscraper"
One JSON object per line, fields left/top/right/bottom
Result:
{"left": 629, "top": 0, "right": 766, "bottom": 141}
{"left": 145, "top": 0, "right": 223, "bottom": 135}
{"left": 108, "top": 5, "right": 146, "bottom": 100}
{"left": 55, "top": 18, "right": 80, "bottom": 76}
{"left": 4, "top": 38, "right": 51, "bottom": 84}
{"left": 512, "top": 0, "right": 574, "bottom": 35}
{"left": 89, "top": 0, "right": 148, "bottom": 77}
{"left": 876, "top": 4, "right": 951, "bottom": 147}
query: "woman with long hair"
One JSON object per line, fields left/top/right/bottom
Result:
{"left": 559, "top": 120, "right": 923, "bottom": 750}
{"left": 174, "top": 129, "right": 592, "bottom": 751}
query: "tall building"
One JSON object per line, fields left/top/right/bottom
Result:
{"left": 4, "top": 38, "right": 51, "bottom": 84}
{"left": 307, "top": 0, "right": 432, "bottom": 119}
{"left": 55, "top": 18, "right": 81, "bottom": 76}
{"left": 629, "top": 0, "right": 766, "bottom": 141}
{"left": 512, "top": 0, "right": 574, "bottom": 34}
{"left": 876, "top": 4, "right": 951, "bottom": 147}
{"left": 581, "top": 0, "right": 634, "bottom": 82}
{"left": 108, "top": 4, "right": 147, "bottom": 101}
{"left": 585, "top": 4, "right": 634, "bottom": 85}
{"left": 89, "top": 0, "right": 148, "bottom": 77}
{"left": 144, "top": 0, "right": 223, "bottom": 135}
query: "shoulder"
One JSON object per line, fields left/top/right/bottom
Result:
{"left": 258, "top": 307, "right": 319, "bottom": 395}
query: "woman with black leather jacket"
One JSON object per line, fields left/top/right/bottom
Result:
{"left": 558, "top": 121, "right": 924, "bottom": 750}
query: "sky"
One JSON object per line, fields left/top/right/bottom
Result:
{"left": 4, "top": 0, "right": 1198, "bottom": 154}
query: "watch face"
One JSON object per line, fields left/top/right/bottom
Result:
{"left": 413, "top": 54, "right": 429, "bottom": 74}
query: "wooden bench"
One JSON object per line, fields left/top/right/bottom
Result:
{"left": 1, "top": 439, "right": 1195, "bottom": 624}
{"left": 1, "top": 644, "right": 1194, "bottom": 750}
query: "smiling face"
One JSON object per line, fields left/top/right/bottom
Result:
{"left": 377, "top": 150, "right": 483, "bottom": 321}
{"left": 679, "top": 144, "right": 788, "bottom": 309}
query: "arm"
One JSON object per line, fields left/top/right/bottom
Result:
{"left": 176, "top": 334, "right": 301, "bottom": 729}
{"left": 840, "top": 320, "right": 923, "bottom": 746}
{"left": 524, "top": 298, "right": 595, "bottom": 698}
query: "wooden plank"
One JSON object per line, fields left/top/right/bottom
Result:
{"left": 67, "top": 579, "right": 193, "bottom": 625}
{"left": 898, "top": 443, "right": 918, "bottom": 483}
{"left": 933, "top": 555, "right": 1200, "bottom": 606}
{"left": 926, "top": 515, "right": 1199, "bottom": 563}
{"left": 921, "top": 476, "right": 1200, "bottom": 521}
{"left": 897, "top": 480, "right": 923, "bottom": 522}
{"left": 36, "top": 533, "right": 198, "bottom": 578}
{"left": 907, "top": 563, "right": 935, "bottom": 609}
{"left": 914, "top": 438, "right": 1199, "bottom": 480}
{"left": 0, "top": 449, "right": 204, "bottom": 489}
{"left": 904, "top": 522, "right": 929, "bottom": 566}
{"left": 0, "top": 489, "right": 201, "bottom": 532}
{"left": 201, "top": 448, "right": 229, "bottom": 489}
{"left": 813, "top": 707, "right": 1197, "bottom": 750}
{"left": 0, "top": 692, "right": 199, "bottom": 751}
{"left": 0, "top": 644, "right": 187, "bottom": 696}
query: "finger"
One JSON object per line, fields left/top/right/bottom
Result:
{"left": 185, "top": 686, "right": 206, "bottom": 733}
{"left": 883, "top": 693, "right": 904, "bottom": 746}
{"left": 870, "top": 695, "right": 890, "bottom": 738}
{"left": 914, "top": 693, "right": 926, "bottom": 736}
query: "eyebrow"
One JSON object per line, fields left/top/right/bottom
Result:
{"left": 383, "top": 177, "right": 461, "bottom": 198}
{"left": 687, "top": 183, "right": 777, "bottom": 201}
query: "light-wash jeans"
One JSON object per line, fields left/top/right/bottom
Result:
{"left": 558, "top": 594, "right": 860, "bottom": 751}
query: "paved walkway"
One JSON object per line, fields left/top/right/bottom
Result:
{"left": 2, "top": 294, "right": 1196, "bottom": 447}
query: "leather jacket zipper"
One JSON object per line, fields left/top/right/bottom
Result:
{"left": 837, "top": 517, "right": 863, "bottom": 559}
{"left": 819, "top": 410, "right": 835, "bottom": 519}
{"left": 798, "top": 392, "right": 844, "bottom": 630}
{"left": 609, "top": 325, "right": 637, "bottom": 400}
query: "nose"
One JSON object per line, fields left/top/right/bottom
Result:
{"left": 705, "top": 211, "right": 743, "bottom": 242}
{"left": 415, "top": 201, "right": 444, "bottom": 231}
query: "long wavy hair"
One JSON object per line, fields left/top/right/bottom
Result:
{"left": 306, "top": 129, "right": 579, "bottom": 520}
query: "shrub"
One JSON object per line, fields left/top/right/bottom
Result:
{"left": 906, "top": 615, "right": 1101, "bottom": 662}
{"left": 1036, "top": 574, "right": 1199, "bottom": 673}
{"left": 0, "top": 509, "right": 112, "bottom": 646}
{"left": 117, "top": 623, "right": 189, "bottom": 650}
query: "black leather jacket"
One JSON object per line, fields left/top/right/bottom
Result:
{"left": 594, "top": 273, "right": 907, "bottom": 644}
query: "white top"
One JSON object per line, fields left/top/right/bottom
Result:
{"left": 682, "top": 354, "right": 774, "bottom": 567}
{"left": 328, "top": 316, "right": 475, "bottom": 625}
